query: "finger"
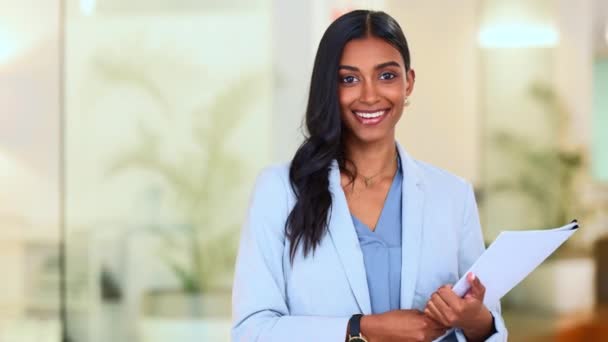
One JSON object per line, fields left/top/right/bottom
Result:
{"left": 431, "top": 292, "right": 455, "bottom": 324}
{"left": 423, "top": 302, "right": 441, "bottom": 323}
{"left": 425, "top": 300, "right": 450, "bottom": 327}
{"left": 465, "top": 273, "right": 486, "bottom": 300}
{"left": 437, "top": 286, "right": 464, "bottom": 310}
{"left": 467, "top": 272, "right": 483, "bottom": 290}
{"left": 432, "top": 291, "right": 453, "bottom": 311}
{"left": 423, "top": 306, "right": 447, "bottom": 329}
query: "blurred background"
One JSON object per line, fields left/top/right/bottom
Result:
{"left": 1, "top": 0, "right": 607, "bottom": 341}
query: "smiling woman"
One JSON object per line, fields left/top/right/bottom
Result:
{"left": 337, "top": 36, "right": 414, "bottom": 143}
{"left": 232, "top": 10, "right": 508, "bottom": 342}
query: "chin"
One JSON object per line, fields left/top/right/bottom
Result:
{"left": 348, "top": 128, "right": 393, "bottom": 144}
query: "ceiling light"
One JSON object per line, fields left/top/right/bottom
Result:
{"left": 0, "top": 28, "right": 20, "bottom": 64}
{"left": 80, "top": 0, "right": 96, "bottom": 16}
{"left": 479, "top": 23, "right": 559, "bottom": 48}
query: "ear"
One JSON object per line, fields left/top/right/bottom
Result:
{"left": 405, "top": 69, "right": 416, "bottom": 97}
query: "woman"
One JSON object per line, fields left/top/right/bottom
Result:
{"left": 232, "top": 10, "right": 507, "bottom": 342}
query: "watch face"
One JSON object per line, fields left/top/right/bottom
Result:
{"left": 349, "top": 337, "right": 368, "bottom": 342}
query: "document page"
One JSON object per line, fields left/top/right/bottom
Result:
{"left": 452, "top": 220, "right": 579, "bottom": 306}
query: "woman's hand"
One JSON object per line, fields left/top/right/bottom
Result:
{"left": 360, "top": 309, "right": 448, "bottom": 342}
{"left": 424, "top": 273, "right": 495, "bottom": 342}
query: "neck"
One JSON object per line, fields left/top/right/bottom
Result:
{"left": 342, "top": 134, "right": 397, "bottom": 179}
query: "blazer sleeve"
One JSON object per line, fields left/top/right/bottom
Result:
{"left": 231, "top": 166, "right": 350, "bottom": 342}
{"left": 453, "top": 183, "right": 508, "bottom": 342}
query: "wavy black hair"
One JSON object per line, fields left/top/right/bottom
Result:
{"left": 285, "top": 10, "right": 412, "bottom": 262}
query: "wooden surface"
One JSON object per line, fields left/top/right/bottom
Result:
{"left": 505, "top": 307, "right": 608, "bottom": 341}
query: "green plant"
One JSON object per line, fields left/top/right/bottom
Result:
{"left": 89, "top": 49, "right": 263, "bottom": 293}
{"left": 487, "top": 82, "right": 587, "bottom": 231}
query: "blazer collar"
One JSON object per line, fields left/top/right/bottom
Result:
{"left": 327, "top": 141, "right": 426, "bottom": 313}
{"left": 327, "top": 159, "right": 371, "bottom": 313}
{"left": 396, "top": 142, "right": 426, "bottom": 309}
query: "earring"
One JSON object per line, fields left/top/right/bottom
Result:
{"left": 404, "top": 97, "right": 411, "bottom": 107}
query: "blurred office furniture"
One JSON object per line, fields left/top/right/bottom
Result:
{"left": 595, "top": 235, "right": 608, "bottom": 306}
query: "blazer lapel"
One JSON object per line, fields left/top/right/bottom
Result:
{"left": 327, "top": 160, "right": 372, "bottom": 314}
{"left": 397, "top": 142, "right": 426, "bottom": 309}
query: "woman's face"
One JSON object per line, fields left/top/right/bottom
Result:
{"left": 338, "top": 35, "right": 415, "bottom": 144}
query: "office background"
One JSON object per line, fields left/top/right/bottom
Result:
{"left": 1, "top": 0, "right": 608, "bottom": 341}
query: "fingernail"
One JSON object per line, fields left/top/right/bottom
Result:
{"left": 470, "top": 273, "right": 476, "bottom": 280}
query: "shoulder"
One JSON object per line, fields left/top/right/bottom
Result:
{"left": 407, "top": 157, "right": 480, "bottom": 237}
{"left": 413, "top": 159, "right": 471, "bottom": 192}
{"left": 397, "top": 143, "right": 472, "bottom": 197}
{"left": 241, "top": 162, "right": 294, "bottom": 243}
{"left": 248, "top": 162, "right": 294, "bottom": 222}
{"left": 411, "top": 159, "right": 476, "bottom": 212}
{"left": 251, "top": 162, "right": 291, "bottom": 199}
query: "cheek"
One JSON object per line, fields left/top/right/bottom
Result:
{"left": 338, "top": 87, "right": 358, "bottom": 113}
{"left": 383, "top": 87, "right": 405, "bottom": 121}
{"left": 381, "top": 85, "right": 406, "bottom": 104}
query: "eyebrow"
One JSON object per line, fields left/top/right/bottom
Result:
{"left": 338, "top": 61, "right": 401, "bottom": 71}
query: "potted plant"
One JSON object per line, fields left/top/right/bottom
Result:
{"left": 485, "top": 82, "right": 587, "bottom": 238}
{"left": 482, "top": 82, "right": 594, "bottom": 314}
{"left": 104, "top": 74, "right": 260, "bottom": 318}
{"left": 82, "top": 46, "right": 264, "bottom": 324}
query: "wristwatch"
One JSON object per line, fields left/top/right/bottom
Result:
{"left": 347, "top": 314, "right": 368, "bottom": 342}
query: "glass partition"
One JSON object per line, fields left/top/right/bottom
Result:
{"left": 64, "top": 1, "right": 272, "bottom": 341}
{"left": 0, "top": 1, "right": 61, "bottom": 341}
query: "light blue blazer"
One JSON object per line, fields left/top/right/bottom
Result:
{"left": 232, "top": 142, "right": 508, "bottom": 341}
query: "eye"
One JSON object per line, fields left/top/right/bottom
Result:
{"left": 341, "top": 75, "right": 359, "bottom": 84}
{"left": 379, "top": 72, "right": 396, "bottom": 80}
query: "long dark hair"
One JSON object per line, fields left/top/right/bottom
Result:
{"left": 285, "top": 10, "right": 412, "bottom": 262}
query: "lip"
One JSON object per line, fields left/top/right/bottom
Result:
{"left": 352, "top": 108, "right": 390, "bottom": 126}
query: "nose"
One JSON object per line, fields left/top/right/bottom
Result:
{"left": 359, "top": 80, "right": 380, "bottom": 105}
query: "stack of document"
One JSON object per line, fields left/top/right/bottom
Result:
{"left": 452, "top": 220, "right": 579, "bottom": 305}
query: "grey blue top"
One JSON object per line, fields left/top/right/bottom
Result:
{"left": 351, "top": 160, "right": 403, "bottom": 314}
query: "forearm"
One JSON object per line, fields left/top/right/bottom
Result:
{"left": 234, "top": 313, "right": 350, "bottom": 342}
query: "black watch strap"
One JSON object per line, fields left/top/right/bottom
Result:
{"left": 348, "top": 314, "right": 364, "bottom": 338}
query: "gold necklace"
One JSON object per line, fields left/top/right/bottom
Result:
{"left": 359, "top": 154, "right": 398, "bottom": 188}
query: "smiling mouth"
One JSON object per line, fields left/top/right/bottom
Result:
{"left": 352, "top": 109, "right": 390, "bottom": 125}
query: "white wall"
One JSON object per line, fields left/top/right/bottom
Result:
{"left": 555, "top": 0, "right": 593, "bottom": 147}
{"left": 387, "top": 0, "right": 481, "bottom": 183}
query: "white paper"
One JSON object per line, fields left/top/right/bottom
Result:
{"left": 452, "top": 221, "right": 579, "bottom": 306}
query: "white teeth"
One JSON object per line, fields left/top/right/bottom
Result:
{"left": 354, "top": 110, "right": 385, "bottom": 118}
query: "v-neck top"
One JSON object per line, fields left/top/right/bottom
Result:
{"left": 351, "top": 161, "right": 403, "bottom": 314}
